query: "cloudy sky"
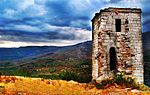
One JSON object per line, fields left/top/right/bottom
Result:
{"left": 0, "top": 0, "right": 150, "bottom": 48}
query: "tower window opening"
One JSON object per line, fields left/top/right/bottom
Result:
{"left": 115, "top": 19, "right": 121, "bottom": 32}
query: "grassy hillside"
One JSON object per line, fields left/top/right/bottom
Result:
{"left": 0, "top": 76, "right": 150, "bottom": 95}
{"left": 0, "top": 41, "right": 92, "bottom": 83}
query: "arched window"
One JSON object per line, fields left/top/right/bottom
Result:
{"left": 109, "top": 47, "right": 117, "bottom": 70}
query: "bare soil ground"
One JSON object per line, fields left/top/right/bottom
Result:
{"left": 0, "top": 76, "right": 150, "bottom": 95}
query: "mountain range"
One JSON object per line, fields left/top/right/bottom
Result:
{"left": 0, "top": 41, "right": 92, "bottom": 62}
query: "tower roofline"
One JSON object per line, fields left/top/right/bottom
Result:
{"left": 91, "top": 7, "right": 142, "bottom": 22}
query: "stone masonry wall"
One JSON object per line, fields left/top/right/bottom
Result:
{"left": 92, "top": 8, "right": 144, "bottom": 84}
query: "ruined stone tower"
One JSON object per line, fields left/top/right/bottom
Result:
{"left": 92, "top": 8, "right": 143, "bottom": 84}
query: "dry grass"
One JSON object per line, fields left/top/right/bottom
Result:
{"left": 0, "top": 76, "right": 150, "bottom": 95}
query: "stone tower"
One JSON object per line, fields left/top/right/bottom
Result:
{"left": 92, "top": 8, "right": 143, "bottom": 84}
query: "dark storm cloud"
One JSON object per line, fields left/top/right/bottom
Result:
{"left": 0, "top": 29, "right": 77, "bottom": 42}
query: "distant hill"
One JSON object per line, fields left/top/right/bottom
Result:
{"left": 0, "top": 46, "right": 61, "bottom": 61}
{"left": 143, "top": 31, "right": 150, "bottom": 50}
{"left": 142, "top": 32, "right": 150, "bottom": 86}
{"left": 0, "top": 41, "right": 92, "bottom": 62}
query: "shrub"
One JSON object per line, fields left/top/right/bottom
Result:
{"left": 0, "top": 72, "right": 3, "bottom": 75}
{"left": 59, "top": 70, "right": 79, "bottom": 81}
{"left": 48, "top": 68, "right": 56, "bottom": 73}
{"left": 76, "top": 73, "right": 92, "bottom": 83}
{"left": 12, "top": 69, "right": 31, "bottom": 77}
{"left": 96, "top": 79, "right": 114, "bottom": 89}
{"left": 95, "top": 71, "right": 141, "bottom": 89}
{"left": 37, "top": 70, "right": 92, "bottom": 83}
{"left": 0, "top": 86, "right": 4, "bottom": 88}
{"left": 114, "top": 71, "right": 139, "bottom": 89}
{"left": 114, "top": 71, "right": 126, "bottom": 84}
